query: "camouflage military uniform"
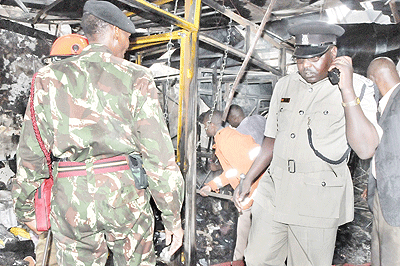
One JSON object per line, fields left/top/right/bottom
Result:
{"left": 12, "top": 44, "right": 184, "bottom": 265}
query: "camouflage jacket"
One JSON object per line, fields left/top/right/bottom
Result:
{"left": 12, "top": 44, "right": 184, "bottom": 231}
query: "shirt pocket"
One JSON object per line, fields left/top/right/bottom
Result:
{"left": 298, "top": 171, "right": 345, "bottom": 219}
{"left": 309, "top": 103, "right": 344, "bottom": 139}
{"left": 277, "top": 102, "right": 293, "bottom": 132}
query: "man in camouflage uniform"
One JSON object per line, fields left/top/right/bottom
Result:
{"left": 35, "top": 33, "right": 89, "bottom": 266}
{"left": 12, "top": 1, "right": 184, "bottom": 265}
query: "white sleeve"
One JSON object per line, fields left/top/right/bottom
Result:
{"left": 353, "top": 73, "right": 383, "bottom": 139}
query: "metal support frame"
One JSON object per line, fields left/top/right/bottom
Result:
{"left": 199, "top": 33, "right": 281, "bottom": 75}
{"left": 179, "top": 29, "right": 199, "bottom": 266}
{"left": 279, "top": 47, "right": 287, "bottom": 76}
{"left": 153, "top": 0, "right": 174, "bottom": 5}
{"left": 124, "top": 0, "right": 201, "bottom": 264}
{"left": 120, "top": 0, "right": 198, "bottom": 31}
{"left": 201, "top": 0, "right": 282, "bottom": 49}
{"left": 131, "top": 29, "right": 185, "bottom": 46}
{"left": 222, "top": 0, "right": 278, "bottom": 120}
{"left": 129, "top": 41, "right": 168, "bottom": 51}
{"left": 0, "top": 18, "right": 56, "bottom": 41}
{"left": 32, "top": 0, "right": 65, "bottom": 24}
{"left": 180, "top": 0, "right": 201, "bottom": 263}
{"left": 124, "top": 0, "right": 281, "bottom": 263}
{"left": 14, "top": 0, "right": 29, "bottom": 13}
{"left": 129, "top": 30, "right": 183, "bottom": 52}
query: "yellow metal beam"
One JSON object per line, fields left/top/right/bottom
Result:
{"left": 120, "top": 0, "right": 197, "bottom": 32}
{"left": 168, "top": 0, "right": 201, "bottom": 264}
{"left": 124, "top": 0, "right": 173, "bottom": 16}
{"left": 129, "top": 41, "right": 168, "bottom": 51}
{"left": 177, "top": 0, "right": 201, "bottom": 164}
{"left": 135, "top": 53, "right": 142, "bottom": 65}
{"left": 180, "top": 29, "right": 199, "bottom": 266}
{"left": 131, "top": 30, "right": 185, "bottom": 45}
{"left": 185, "top": 0, "right": 202, "bottom": 27}
{"left": 176, "top": 30, "right": 188, "bottom": 163}
{"left": 153, "top": 0, "right": 173, "bottom": 5}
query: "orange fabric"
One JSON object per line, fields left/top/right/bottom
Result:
{"left": 206, "top": 127, "right": 262, "bottom": 209}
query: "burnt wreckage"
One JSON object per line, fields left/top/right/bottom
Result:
{"left": 1, "top": 0, "right": 400, "bottom": 265}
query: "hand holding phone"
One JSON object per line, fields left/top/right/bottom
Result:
{"left": 328, "top": 67, "right": 340, "bottom": 85}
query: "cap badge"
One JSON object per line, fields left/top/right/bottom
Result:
{"left": 302, "top": 34, "right": 309, "bottom": 45}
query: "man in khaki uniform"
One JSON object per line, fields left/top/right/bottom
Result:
{"left": 233, "top": 21, "right": 380, "bottom": 265}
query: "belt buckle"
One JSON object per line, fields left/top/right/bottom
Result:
{"left": 288, "top": 159, "right": 295, "bottom": 173}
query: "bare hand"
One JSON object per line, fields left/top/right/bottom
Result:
{"left": 233, "top": 178, "right": 251, "bottom": 212}
{"left": 199, "top": 185, "right": 212, "bottom": 197}
{"left": 24, "top": 220, "right": 43, "bottom": 235}
{"left": 165, "top": 227, "right": 184, "bottom": 257}
{"left": 361, "top": 188, "right": 368, "bottom": 201}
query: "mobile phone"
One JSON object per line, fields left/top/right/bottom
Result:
{"left": 328, "top": 68, "right": 340, "bottom": 85}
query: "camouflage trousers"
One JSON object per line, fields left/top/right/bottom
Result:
{"left": 50, "top": 166, "right": 155, "bottom": 266}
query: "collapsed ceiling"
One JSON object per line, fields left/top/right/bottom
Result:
{"left": 0, "top": 0, "right": 396, "bottom": 26}
{"left": 0, "top": 0, "right": 399, "bottom": 75}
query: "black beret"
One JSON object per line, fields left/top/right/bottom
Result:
{"left": 288, "top": 21, "right": 344, "bottom": 59}
{"left": 83, "top": 0, "right": 135, "bottom": 34}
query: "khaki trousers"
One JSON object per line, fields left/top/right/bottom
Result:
{"left": 36, "top": 231, "right": 58, "bottom": 266}
{"left": 244, "top": 201, "right": 337, "bottom": 266}
{"left": 233, "top": 208, "right": 252, "bottom": 261}
{"left": 371, "top": 192, "right": 400, "bottom": 266}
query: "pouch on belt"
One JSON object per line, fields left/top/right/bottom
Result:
{"left": 128, "top": 154, "right": 149, "bottom": 190}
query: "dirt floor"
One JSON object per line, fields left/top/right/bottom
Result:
{"left": 196, "top": 153, "right": 374, "bottom": 266}
{"left": 0, "top": 154, "right": 373, "bottom": 265}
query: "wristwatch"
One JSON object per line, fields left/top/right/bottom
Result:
{"left": 342, "top": 97, "right": 360, "bottom": 107}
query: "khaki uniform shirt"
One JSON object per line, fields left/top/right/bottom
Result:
{"left": 255, "top": 72, "right": 378, "bottom": 228}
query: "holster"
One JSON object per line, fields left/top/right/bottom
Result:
{"left": 128, "top": 154, "right": 149, "bottom": 190}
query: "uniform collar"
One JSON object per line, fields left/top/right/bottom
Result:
{"left": 296, "top": 72, "right": 331, "bottom": 87}
{"left": 81, "top": 43, "right": 113, "bottom": 55}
